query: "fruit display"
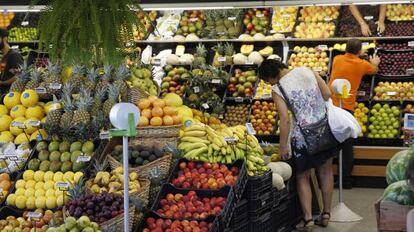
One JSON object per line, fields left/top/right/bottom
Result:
{"left": 404, "top": 104, "right": 414, "bottom": 114}
{"left": 65, "top": 192, "right": 125, "bottom": 224}
{"left": 226, "top": 68, "right": 257, "bottom": 98}
{"left": 288, "top": 46, "right": 330, "bottom": 72}
{"left": 293, "top": 22, "right": 336, "bottom": 38}
{"left": 242, "top": 8, "right": 270, "bottom": 36}
{"left": 6, "top": 170, "right": 84, "bottom": 209}
{"left": 384, "top": 22, "right": 414, "bottom": 37}
{"left": 0, "top": 12, "right": 14, "bottom": 28}
{"left": 160, "top": 66, "right": 191, "bottom": 98}
{"left": 0, "top": 143, "right": 31, "bottom": 174}
{"left": 128, "top": 64, "right": 159, "bottom": 98}
{"left": 373, "top": 81, "right": 414, "bottom": 101}
{"left": 378, "top": 51, "right": 414, "bottom": 76}
{"left": 176, "top": 10, "right": 205, "bottom": 38}
{"left": 137, "top": 95, "right": 182, "bottom": 127}
{"left": 28, "top": 140, "right": 95, "bottom": 173}
{"left": 298, "top": 6, "right": 340, "bottom": 22}
{"left": 89, "top": 165, "right": 141, "bottom": 195}
{"left": 46, "top": 216, "right": 100, "bottom": 232}
{"left": 170, "top": 160, "right": 239, "bottom": 190}
{"left": 250, "top": 100, "right": 277, "bottom": 136}
{"left": 110, "top": 143, "right": 166, "bottom": 167}
{"left": 386, "top": 4, "right": 414, "bottom": 21}
{"left": 0, "top": 210, "right": 63, "bottom": 232}
{"left": 378, "top": 42, "right": 413, "bottom": 51}
{"left": 338, "top": 6, "right": 379, "bottom": 37}
{"left": 147, "top": 11, "right": 181, "bottom": 41}
{"left": 143, "top": 217, "right": 213, "bottom": 232}
{"left": 8, "top": 27, "right": 38, "bottom": 42}
{"left": 178, "top": 123, "right": 269, "bottom": 176}
{"left": 368, "top": 103, "right": 401, "bottom": 139}
{"left": 223, "top": 104, "right": 250, "bottom": 127}
{"left": 271, "top": 7, "right": 298, "bottom": 33}
{"left": 255, "top": 80, "right": 273, "bottom": 99}
{"left": 203, "top": 9, "right": 243, "bottom": 39}
{"left": 190, "top": 109, "right": 224, "bottom": 130}
{"left": 155, "top": 190, "right": 227, "bottom": 220}
{"left": 133, "top": 10, "right": 157, "bottom": 41}
{"left": 354, "top": 102, "right": 369, "bottom": 137}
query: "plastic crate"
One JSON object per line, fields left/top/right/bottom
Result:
{"left": 248, "top": 210, "right": 273, "bottom": 232}
{"left": 273, "top": 187, "right": 289, "bottom": 208}
{"left": 229, "top": 199, "right": 248, "bottom": 227}
{"left": 245, "top": 170, "right": 272, "bottom": 199}
{"left": 248, "top": 188, "right": 274, "bottom": 213}
{"left": 0, "top": 206, "right": 21, "bottom": 219}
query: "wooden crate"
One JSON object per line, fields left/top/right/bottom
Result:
{"left": 375, "top": 197, "right": 414, "bottom": 232}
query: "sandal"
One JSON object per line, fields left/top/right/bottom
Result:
{"left": 314, "top": 212, "right": 330, "bottom": 227}
{"left": 296, "top": 218, "right": 314, "bottom": 232}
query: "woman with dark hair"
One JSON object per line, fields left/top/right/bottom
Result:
{"left": 407, "top": 157, "right": 414, "bottom": 232}
{"left": 258, "top": 59, "right": 338, "bottom": 231}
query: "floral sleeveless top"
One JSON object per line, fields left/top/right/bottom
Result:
{"left": 272, "top": 67, "right": 326, "bottom": 157}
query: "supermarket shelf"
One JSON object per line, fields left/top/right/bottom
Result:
{"left": 9, "top": 41, "right": 39, "bottom": 44}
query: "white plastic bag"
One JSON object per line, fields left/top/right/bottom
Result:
{"left": 326, "top": 99, "right": 361, "bottom": 143}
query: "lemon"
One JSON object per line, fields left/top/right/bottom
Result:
{"left": 45, "top": 189, "right": 55, "bottom": 197}
{"left": 35, "top": 196, "right": 46, "bottom": 209}
{"left": 6, "top": 193, "right": 16, "bottom": 206}
{"left": 0, "top": 131, "right": 14, "bottom": 143}
{"left": 35, "top": 189, "right": 45, "bottom": 197}
{"left": 44, "top": 180, "right": 55, "bottom": 190}
{"left": 46, "top": 196, "right": 57, "bottom": 209}
{"left": 15, "top": 179, "right": 26, "bottom": 189}
{"left": 74, "top": 172, "right": 84, "bottom": 183}
{"left": 25, "top": 180, "right": 36, "bottom": 189}
{"left": 44, "top": 171, "right": 54, "bottom": 182}
{"left": 0, "top": 115, "right": 12, "bottom": 132}
{"left": 30, "top": 129, "right": 48, "bottom": 141}
{"left": 15, "top": 188, "right": 25, "bottom": 196}
{"left": 25, "top": 105, "right": 44, "bottom": 119}
{"left": 26, "top": 196, "right": 36, "bottom": 209}
{"left": 33, "top": 171, "right": 45, "bottom": 182}
{"left": 15, "top": 195, "right": 26, "bottom": 209}
{"left": 14, "top": 133, "right": 29, "bottom": 145}
{"left": 24, "top": 118, "right": 39, "bottom": 134}
{"left": 10, "top": 117, "right": 26, "bottom": 136}
{"left": 0, "top": 104, "right": 8, "bottom": 115}
{"left": 24, "top": 188, "right": 35, "bottom": 197}
{"left": 23, "top": 170, "right": 34, "bottom": 181}
{"left": 53, "top": 172, "right": 64, "bottom": 182}
{"left": 63, "top": 171, "right": 74, "bottom": 182}
{"left": 56, "top": 195, "right": 66, "bottom": 207}
{"left": 35, "top": 181, "right": 44, "bottom": 190}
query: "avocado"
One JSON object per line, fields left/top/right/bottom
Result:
{"left": 28, "top": 159, "right": 40, "bottom": 171}
{"left": 140, "top": 151, "right": 150, "bottom": 158}
{"left": 72, "top": 162, "right": 86, "bottom": 172}
{"left": 154, "top": 148, "right": 164, "bottom": 158}
{"left": 49, "top": 160, "right": 61, "bottom": 172}
{"left": 81, "top": 141, "right": 95, "bottom": 153}
{"left": 131, "top": 151, "right": 139, "bottom": 159}
{"left": 71, "top": 151, "right": 82, "bottom": 163}
{"left": 70, "top": 141, "right": 82, "bottom": 152}
{"left": 143, "top": 160, "right": 149, "bottom": 165}
{"left": 38, "top": 150, "right": 50, "bottom": 161}
{"left": 135, "top": 157, "right": 143, "bottom": 165}
{"left": 61, "top": 161, "right": 72, "bottom": 172}
{"left": 39, "top": 160, "right": 50, "bottom": 171}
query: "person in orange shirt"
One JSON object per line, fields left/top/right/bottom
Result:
{"left": 328, "top": 39, "right": 380, "bottom": 188}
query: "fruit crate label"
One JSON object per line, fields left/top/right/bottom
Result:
{"left": 256, "top": 13, "right": 264, "bottom": 18}
{"left": 211, "top": 79, "right": 221, "bottom": 84}
{"left": 245, "top": 60, "right": 254, "bottom": 65}
{"left": 189, "top": 18, "right": 198, "bottom": 22}
{"left": 193, "top": 86, "right": 200, "bottom": 93}
{"left": 224, "top": 136, "right": 238, "bottom": 142}
{"left": 228, "top": 17, "right": 236, "bottom": 21}
{"left": 262, "top": 93, "right": 272, "bottom": 99}
{"left": 27, "top": 212, "right": 42, "bottom": 219}
{"left": 408, "top": 41, "right": 414, "bottom": 47}
{"left": 21, "top": 21, "right": 29, "bottom": 26}
{"left": 99, "top": 131, "right": 111, "bottom": 140}
{"left": 35, "top": 87, "right": 47, "bottom": 94}
{"left": 235, "top": 97, "right": 243, "bottom": 102}
{"left": 217, "top": 32, "right": 226, "bottom": 35}
{"left": 386, "top": 91, "right": 397, "bottom": 96}
{"left": 364, "top": 16, "right": 374, "bottom": 20}
{"left": 11, "top": 121, "right": 25, "bottom": 128}
{"left": 246, "top": 123, "right": 256, "bottom": 135}
{"left": 407, "top": 69, "right": 414, "bottom": 75}
{"left": 202, "top": 103, "right": 209, "bottom": 109}
{"left": 49, "top": 83, "right": 62, "bottom": 90}
{"left": 323, "top": 17, "right": 333, "bottom": 21}
{"left": 217, "top": 56, "right": 226, "bottom": 62}
{"left": 76, "top": 155, "right": 91, "bottom": 163}
{"left": 317, "top": 45, "right": 328, "bottom": 50}
{"left": 27, "top": 120, "right": 40, "bottom": 127}
{"left": 11, "top": 45, "right": 19, "bottom": 49}
{"left": 357, "top": 91, "right": 366, "bottom": 96}
{"left": 362, "top": 42, "right": 369, "bottom": 47}
{"left": 312, "top": 67, "right": 322, "bottom": 72}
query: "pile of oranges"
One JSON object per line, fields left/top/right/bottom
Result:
{"left": 137, "top": 96, "right": 182, "bottom": 127}
{"left": 0, "top": 12, "right": 14, "bottom": 29}
{"left": 0, "top": 173, "right": 12, "bottom": 204}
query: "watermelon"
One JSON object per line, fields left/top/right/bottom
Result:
{"left": 383, "top": 180, "right": 414, "bottom": 205}
{"left": 385, "top": 150, "right": 414, "bottom": 184}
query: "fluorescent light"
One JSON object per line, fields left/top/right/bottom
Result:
{"left": 352, "top": 1, "right": 410, "bottom": 5}
{"left": 0, "top": 5, "right": 45, "bottom": 12}
{"left": 142, "top": 6, "right": 234, "bottom": 10}
{"left": 316, "top": 3, "right": 342, "bottom": 6}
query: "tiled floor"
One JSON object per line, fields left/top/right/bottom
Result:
{"left": 296, "top": 188, "right": 384, "bottom": 232}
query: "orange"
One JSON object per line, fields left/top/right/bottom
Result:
{"left": 163, "top": 115, "right": 174, "bottom": 126}
{"left": 153, "top": 99, "right": 166, "bottom": 108}
{"left": 141, "top": 108, "right": 152, "bottom": 119}
{"left": 138, "top": 99, "right": 151, "bottom": 110}
{"left": 139, "top": 116, "right": 149, "bottom": 127}
{"left": 172, "top": 115, "right": 181, "bottom": 125}
{"left": 150, "top": 117, "right": 163, "bottom": 126}
{"left": 0, "top": 173, "right": 10, "bottom": 182}
{"left": 163, "top": 106, "right": 176, "bottom": 116}
{"left": 148, "top": 96, "right": 158, "bottom": 105}
{"left": 0, "top": 180, "right": 11, "bottom": 191}
{"left": 152, "top": 107, "right": 164, "bottom": 118}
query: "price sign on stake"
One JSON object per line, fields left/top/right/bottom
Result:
{"left": 235, "top": 97, "right": 243, "bottom": 103}
{"left": 357, "top": 91, "right": 366, "bottom": 97}
{"left": 404, "top": 113, "right": 414, "bottom": 130}
{"left": 262, "top": 93, "right": 272, "bottom": 99}
{"left": 35, "top": 87, "right": 47, "bottom": 94}
{"left": 11, "top": 121, "right": 25, "bottom": 128}
{"left": 408, "top": 41, "right": 414, "bottom": 47}
{"left": 28, "top": 212, "right": 42, "bottom": 220}
{"left": 99, "top": 131, "right": 111, "bottom": 140}
{"left": 77, "top": 155, "right": 91, "bottom": 163}
{"left": 407, "top": 69, "right": 414, "bottom": 75}
{"left": 224, "top": 136, "right": 238, "bottom": 143}
{"left": 228, "top": 17, "right": 236, "bottom": 21}
{"left": 11, "top": 45, "right": 19, "bottom": 49}
{"left": 313, "top": 67, "right": 322, "bottom": 72}
{"left": 27, "top": 121, "right": 40, "bottom": 127}
{"left": 189, "top": 18, "right": 198, "bottom": 22}
{"left": 362, "top": 42, "right": 369, "bottom": 47}
{"left": 49, "top": 83, "right": 62, "bottom": 90}
{"left": 246, "top": 123, "right": 256, "bottom": 135}
{"left": 202, "top": 103, "right": 209, "bottom": 109}
{"left": 21, "top": 21, "right": 29, "bottom": 26}
{"left": 245, "top": 60, "right": 254, "bottom": 65}
{"left": 217, "top": 57, "right": 226, "bottom": 62}
{"left": 193, "top": 86, "right": 200, "bottom": 93}
{"left": 364, "top": 16, "right": 374, "bottom": 20}
{"left": 8, "top": 156, "right": 18, "bottom": 161}
{"left": 56, "top": 182, "right": 70, "bottom": 189}
{"left": 211, "top": 79, "right": 221, "bottom": 84}
{"left": 387, "top": 91, "right": 397, "bottom": 96}
{"left": 318, "top": 45, "right": 328, "bottom": 50}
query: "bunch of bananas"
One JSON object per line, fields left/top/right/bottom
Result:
{"left": 90, "top": 167, "right": 141, "bottom": 194}
{"left": 178, "top": 123, "right": 269, "bottom": 176}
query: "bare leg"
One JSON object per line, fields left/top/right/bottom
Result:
{"left": 317, "top": 157, "right": 334, "bottom": 214}
{"left": 296, "top": 169, "right": 313, "bottom": 221}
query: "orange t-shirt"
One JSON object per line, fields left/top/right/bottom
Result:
{"left": 328, "top": 53, "right": 376, "bottom": 111}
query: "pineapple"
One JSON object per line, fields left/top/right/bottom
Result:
{"left": 10, "top": 62, "right": 30, "bottom": 93}
{"left": 113, "top": 65, "right": 129, "bottom": 100}
{"left": 224, "top": 42, "right": 234, "bottom": 66}
{"left": 102, "top": 84, "right": 120, "bottom": 116}
{"left": 60, "top": 92, "right": 75, "bottom": 128}
{"left": 148, "top": 167, "right": 163, "bottom": 207}
{"left": 24, "top": 69, "right": 42, "bottom": 90}
{"left": 83, "top": 67, "right": 98, "bottom": 92}
{"left": 68, "top": 175, "right": 85, "bottom": 200}
{"left": 193, "top": 43, "right": 207, "bottom": 68}
{"left": 72, "top": 89, "right": 93, "bottom": 125}
{"left": 46, "top": 95, "right": 63, "bottom": 129}
{"left": 69, "top": 64, "right": 85, "bottom": 93}
{"left": 45, "top": 62, "right": 62, "bottom": 97}
{"left": 213, "top": 43, "right": 225, "bottom": 67}
{"left": 91, "top": 87, "right": 106, "bottom": 118}
{"left": 96, "top": 65, "right": 112, "bottom": 91}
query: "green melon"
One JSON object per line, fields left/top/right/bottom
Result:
{"left": 386, "top": 150, "right": 414, "bottom": 184}
{"left": 383, "top": 180, "right": 414, "bottom": 205}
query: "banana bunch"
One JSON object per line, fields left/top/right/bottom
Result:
{"left": 90, "top": 168, "right": 141, "bottom": 194}
{"left": 179, "top": 123, "right": 269, "bottom": 176}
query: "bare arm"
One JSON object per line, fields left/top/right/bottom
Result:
{"left": 368, "top": 54, "right": 381, "bottom": 75}
{"left": 378, "top": 5, "right": 386, "bottom": 33}
{"left": 315, "top": 72, "right": 330, "bottom": 101}
{"left": 0, "top": 76, "right": 16, "bottom": 86}
{"left": 273, "top": 91, "right": 290, "bottom": 158}
{"left": 349, "top": 5, "right": 371, "bottom": 36}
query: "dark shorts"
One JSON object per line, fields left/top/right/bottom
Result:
{"left": 292, "top": 142, "right": 339, "bottom": 174}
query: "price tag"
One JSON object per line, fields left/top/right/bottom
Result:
{"left": 27, "top": 120, "right": 40, "bottom": 127}
{"left": 404, "top": 113, "right": 414, "bottom": 130}
{"left": 362, "top": 42, "right": 369, "bottom": 47}
{"left": 262, "top": 93, "right": 272, "bottom": 99}
{"left": 228, "top": 17, "right": 236, "bottom": 21}
{"left": 49, "top": 83, "right": 62, "bottom": 90}
{"left": 217, "top": 32, "right": 226, "bottom": 35}
{"left": 246, "top": 123, "right": 256, "bottom": 135}
{"left": 386, "top": 91, "right": 397, "bottom": 96}
{"left": 245, "top": 60, "right": 254, "bottom": 65}
{"left": 219, "top": 115, "right": 224, "bottom": 120}
{"left": 312, "top": 67, "right": 322, "bottom": 72}
{"left": 35, "top": 87, "right": 47, "bottom": 94}
{"left": 357, "top": 91, "right": 366, "bottom": 96}
{"left": 21, "top": 21, "right": 29, "bottom": 26}
{"left": 408, "top": 41, "right": 414, "bottom": 47}
{"left": 202, "top": 103, "right": 209, "bottom": 109}
{"left": 193, "top": 86, "right": 200, "bottom": 93}
{"left": 407, "top": 69, "right": 414, "bottom": 75}
{"left": 76, "top": 155, "right": 91, "bottom": 163}
{"left": 153, "top": 58, "right": 161, "bottom": 66}
{"left": 282, "top": 14, "right": 291, "bottom": 18}
{"left": 235, "top": 97, "right": 243, "bottom": 102}
{"left": 7, "top": 156, "right": 18, "bottom": 161}
{"left": 56, "top": 181, "right": 70, "bottom": 190}
{"left": 217, "top": 57, "right": 226, "bottom": 62}
{"left": 364, "top": 16, "right": 374, "bottom": 20}
{"left": 11, "top": 121, "right": 25, "bottom": 128}
{"left": 211, "top": 79, "right": 221, "bottom": 84}
{"left": 11, "top": 45, "right": 19, "bottom": 49}
{"left": 99, "top": 131, "right": 111, "bottom": 140}
{"left": 27, "top": 212, "right": 42, "bottom": 220}
{"left": 323, "top": 17, "right": 333, "bottom": 21}
{"left": 256, "top": 13, "right": 264, "bottom": 18}
{"left": 189, "top": 18, "right": 198, "bottom": 22}
{"left": 317, "top": 44, "right": 328, "bottom": 50}
{"left": 224, "top": 136, "right": 238, "bottom": 142}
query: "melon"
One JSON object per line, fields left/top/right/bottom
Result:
{"left": 248, "top": 52, "right": 264, "bottom": 65}
{"left": 0, "top": 105, "right": 8, "bottom": 115}
{"left": 10, "top": 105, "right": 27, "bottom": 119}
{"left": 386, "top": 150, "right": 414, "bottom": 184}
{"left": 20, "top": 90, "right": 39, "bottom": 107}
{"left": 15, "top": 133, "right": 29, "bottom": 145}
{"left": 0, "top": 131, "right": 14, "bottom": 143}
{"left": 164, "top": 93, "right": 183, "bottom": 107}
{"left": 233, "top": 53, "right": 248, "bottom": 65}
{"left": 268, "top": 162, "right": 292, "bottom": 181}
{"left": 166, "top": 54, "right": 180, "bottom": 65}
{"left": 25, "top": 105, "right": 45, "bottom": 120}
{"left": 30, "top": 129, "right": 47, "bottom": 141}
{"left": 272, "top": 173, "right": 285, "bottom": 190}
{"left": 383, "top": 180, "right": 414, "bottom": 205}
{"left": 0, "top": 115, "right": 12, "bottom": 132}
{"left": 3, "top": 92, "right": 21, "bottom": 109}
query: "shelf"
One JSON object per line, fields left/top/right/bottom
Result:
{"left": 9, "top": 40, "right": 39, "bottom": 44}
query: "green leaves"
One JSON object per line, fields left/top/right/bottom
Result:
{"left": 38, "top": 0, "right": 142, "bottom": 65}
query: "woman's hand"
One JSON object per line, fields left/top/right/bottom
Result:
{"left": 377, "top": 21, "right": 385, "bottom": 34}
{"left": 360, "top": 22, "right": 371, "bottom": 36}
{"left": 280, "top": 145, "right": 289, "bottom": 160}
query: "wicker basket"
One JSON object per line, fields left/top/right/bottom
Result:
{"left": 127, "top": 83, "right": 160, "bottom": 104}
{"left": 130, "top": 137, "right": 179, "bottom": 147}
{"left": 136, "top": 124, "right": 182, "bottom": 138}
{"left": 107, "top": 153, "right": 173, "bottom": 179}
